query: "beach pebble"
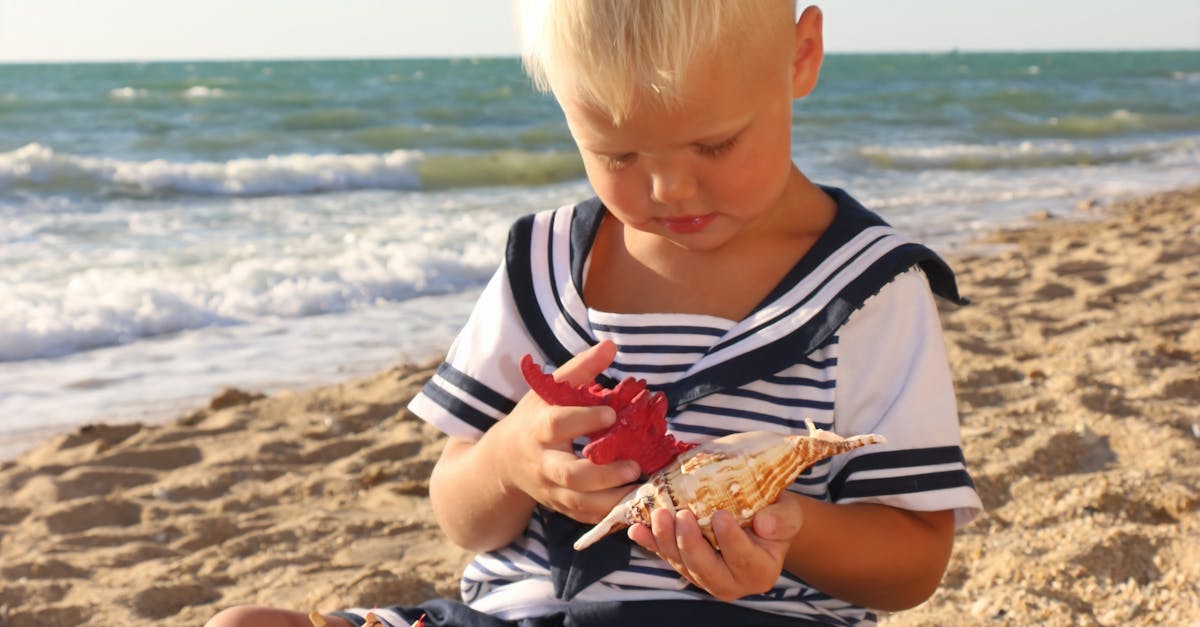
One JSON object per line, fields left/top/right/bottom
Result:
{"left": 208, "top": 387, "right": 266, "bottom": 410}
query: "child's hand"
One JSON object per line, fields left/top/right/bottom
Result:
{"left": 627, "top": 493, "right": 806, "bottom": 601}
{"left": 489, "top": 341, "right": 641, "bottom": 524}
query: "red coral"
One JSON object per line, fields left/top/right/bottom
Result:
{"left": 520, "top": 354, "right": 696, "bottom": 476}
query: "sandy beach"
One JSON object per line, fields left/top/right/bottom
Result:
{"left": 1, "top": 187, "right": 1197, "bottom": 626}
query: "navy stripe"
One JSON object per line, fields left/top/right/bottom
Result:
{"left": 722, "top": 387, "right": 836, "bottom": 408}
{"left": 435, "top": 362, "right": 517, "bottom": 415}
{"left": 623, "top": 563, "right": 684, "bottom": 578}
{"left": 465, "top": 558, "right": 506, "bottom": 580}
{"left": 793, "top": 473, "right": 830, "bottom": 487}
{"left": 419, "top": 379, "right": 496, "bottom": 434}
{"left": 760, "top": 374, "right": 836, "bottom": 389}
{"left": 616, "top": 344, "right": 709, "bottom": 355}
{"left": 686, "top": 403, "right": 833, "bottom": 428}
{"left": 497, "top": 545, "right": 551, "bottom": 570}
{"left": 592, "top": 322, "right": 728, "bottom": 336}
{"left": 834, "top": 469, "right": 975, "bottom": 500}
{"left": 485, "top": 550, "right": 524, "bottom": 574}
{"left": 669, "top": 423, "right": 739, "bottom": 437}
{"left": 568, "top": 197, "right": 606, "bottom": 291}
{"left": 791, "top": 355, "right": 839, "bottom": 370}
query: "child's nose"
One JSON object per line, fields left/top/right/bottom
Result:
{"left": 650, "top": 168, "right": 697, "bottom": 205}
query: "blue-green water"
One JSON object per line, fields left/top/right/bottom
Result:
{"left": 1, "top": 51, "right": 1198, "bottom": 454}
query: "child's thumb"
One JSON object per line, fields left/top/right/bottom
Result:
{"left": 753, "top": 497, "right": 804, "bottom": 541}
{"left": 551, "top": 340, "right": 618, "bottom": 388}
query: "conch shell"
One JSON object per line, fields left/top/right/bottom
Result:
{"left": 574, "top": 420, "right": 886, "bottom": 550}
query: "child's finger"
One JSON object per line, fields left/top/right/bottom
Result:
{"left": 549, "top": 340, "right": 618, "bottom": 388}
{"left": 535, "top": 405, "right": 616, "bottom": 445}
{"left": 673, "top": 510, "right": 730, "bottom": 587}
{"left": 543, "top": 454, "right": 639, "bottom": 491}
{"left": 627, "top": 523, "right": 656, "bottom": 552}
{"left": 650, "top": 507, "right": 683, "bottom": 564}
{"left": 751, "top": 494, "right": 805, "bottom": 542}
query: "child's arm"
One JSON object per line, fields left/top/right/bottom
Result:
{"left": 777, "top": 498, "right": 954, "bottom": 610}
{"left": 428, "top": 341, "right": 641, "bottom": 552}
{"left": 629, "top": 494, "right": 953, "bottom": 610}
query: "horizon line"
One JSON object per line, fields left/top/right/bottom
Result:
{"left": 2, "top": 46, "right": 1198, "bottom": 66}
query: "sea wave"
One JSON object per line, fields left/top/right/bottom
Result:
{"left": 106, "top": 84, "right": 229, "bottom": 101}
{"left": 985, "top": 109, "right": 1200, "bottom": 138}
{"left": 419, "top": 150, "right": 583, "bottom": 189}
{"left": 857, "top": 138, "right": 1192, "bottom": 172}
{"left": 0, "top": 274, "right": 424, "bottom": 363}
{"left": 0, "top": 143, "right": 583, "bottom": 196}
{"left": 0, "top": 227, "right": 506, "bottom": 363}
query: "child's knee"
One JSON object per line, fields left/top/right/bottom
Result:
{"left": 206, "top": 605, "right": 329, "bottom": 627}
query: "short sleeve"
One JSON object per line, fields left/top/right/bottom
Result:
{"left": 827, "top": 268, "right": 983, "bottom": 528}
{"left": 406, "top": 261, "right": 540, "bottom": 441}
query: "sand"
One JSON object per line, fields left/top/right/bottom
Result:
{"left": 1, "top": 187, "right": 1198, "bottom": 626}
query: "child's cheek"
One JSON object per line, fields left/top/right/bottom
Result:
{"left": 590, "top": 168, "right": 649, "bottom": 219}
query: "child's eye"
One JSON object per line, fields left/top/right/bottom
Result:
{"left": 598, "top": 152, "right": 637, "bottom": 171}
{"left": 697, "top": 136, "right": 739, "bottom": 158}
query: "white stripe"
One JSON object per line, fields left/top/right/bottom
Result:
{"left": 849, "top": 461, "right": 965, "bottom": 482}
{"left": 589, "top": 309, "right": 736, "bottom": 331}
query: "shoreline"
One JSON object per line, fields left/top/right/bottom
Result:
{"left": 0, "top": 182, "right": 1179, "bottom": 465}
{"left": 2, "top": 186, "right": 1198, "bottom": 625}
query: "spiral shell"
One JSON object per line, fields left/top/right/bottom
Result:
{"left": 574, "top": 420, "right": 886, "bottom": 550}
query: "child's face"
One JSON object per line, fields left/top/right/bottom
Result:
{"left": 558, "top": 35, "right": 807, "bottom": 253}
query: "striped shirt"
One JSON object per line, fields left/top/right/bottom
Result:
{"left": 408, "top": 187, "right": 983, "bottom": 626}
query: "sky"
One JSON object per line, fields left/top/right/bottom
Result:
{"left": 0, "top": 0, "right": 1197, "bottom": 63}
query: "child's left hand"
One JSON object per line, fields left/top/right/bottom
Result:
{"left": 627, "top": 493, "right": 805, "bottom": 601}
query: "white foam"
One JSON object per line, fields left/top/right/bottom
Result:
{"left": 0, "top": 289, "right": 481, "bottom": 459}
{"left": 0, "top": 187, "right": 526, "bottom": 363}
{"left": 183, "top": 85, "right": 225, "bottom": 99}
{"left": 857, "top": 136, "right": 1192, "bottom": 171}
{"left": 0, "top": 143, "right": 424, "bottom": 195}
{"left": 108, "top": 86, "right": 149, "bottom": 100}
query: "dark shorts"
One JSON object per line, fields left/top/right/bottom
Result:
{"left": 331, "top": 598, "right": 828, "bottom": 627}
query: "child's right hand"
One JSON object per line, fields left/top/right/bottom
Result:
{"left": 487, "top": 340, "right": 641, "bottom": 524}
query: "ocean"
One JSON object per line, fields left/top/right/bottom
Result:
{"left": 2, "top": 51, "right": 1198, "bottom": 458}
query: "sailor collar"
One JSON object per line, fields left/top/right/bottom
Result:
{"left": 505, "top": 185, "right": 964, "bottom": 414}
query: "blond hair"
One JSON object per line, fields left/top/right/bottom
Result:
{"left": 515, "top": 0, "right": 793, "bottom": 125}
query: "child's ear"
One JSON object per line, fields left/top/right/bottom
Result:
{"left": 792, "top": 5, "right": 824, "bottom": 98}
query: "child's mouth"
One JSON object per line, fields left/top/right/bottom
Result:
{"left": 661, "top": 213, "right": 716, "bottom": 234}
